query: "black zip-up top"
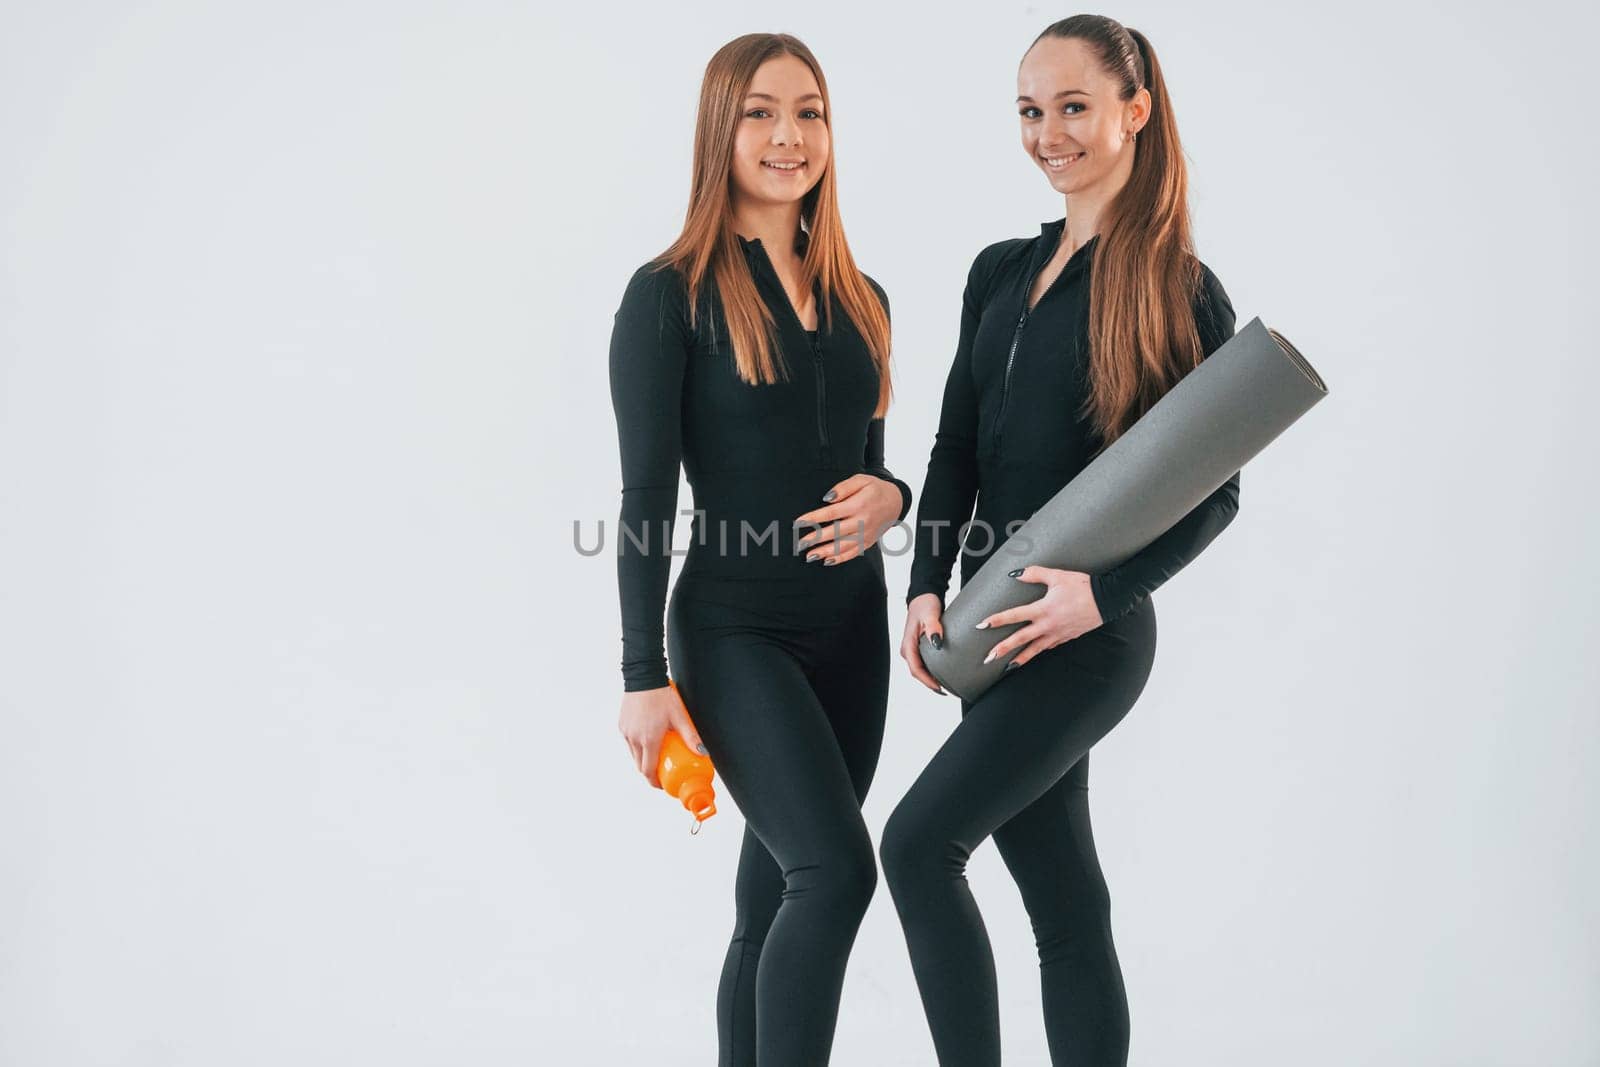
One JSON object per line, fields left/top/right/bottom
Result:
{"left": 906, "top": 218, "right": 1242, "bottom": 621}
{"left": 609, "top": 232, "right": 914, "bottom": 692}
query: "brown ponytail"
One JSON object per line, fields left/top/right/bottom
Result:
{"left": 1031, "top": 15, "right": 1210, "bottom": 449}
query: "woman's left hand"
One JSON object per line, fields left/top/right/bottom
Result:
{"left": 976, "top": 565, "right": 1105, "bottom": 669}
{"left": 793, "top": 474, "right": 903, "bottom": 565}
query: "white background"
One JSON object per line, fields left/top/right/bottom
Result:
{"left": 3, "top": 1, "right": 1596, "bottom": 1064}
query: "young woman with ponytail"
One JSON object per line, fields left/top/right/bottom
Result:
{"left": 881, "top": 16, "right": 1242, "bottom": 1065}
{"left": 608, "top": 33, "right": 913, "bottom": 1067}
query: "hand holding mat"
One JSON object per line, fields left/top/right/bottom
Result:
{"left": 918, "top": 316, "right": 1329, "bottom": 702}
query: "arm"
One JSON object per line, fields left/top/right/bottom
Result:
{"left": 1088, "top": 264, "right": 1242, "bottom": 624}
{"left": 857, "top": 276, "right": 914, "bottom": 522}
{"left": 904, "top": 249, "right": 991, "bottom": 607}
{"left": 863, "top": 418, "right": 914, "bottom": 523}
{"left": 608, "top": 263, "right": 690, "bottom": 692}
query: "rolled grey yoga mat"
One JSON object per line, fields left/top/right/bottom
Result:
{"left": 919, "top": 316, "right": 1329, "bottom": 702}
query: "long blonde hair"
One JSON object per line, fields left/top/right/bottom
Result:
{"left": 655, "top": 33, "right": 893, "bottom": 416}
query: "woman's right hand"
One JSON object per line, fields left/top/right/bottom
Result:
{"left": 619, "top": 685, "right": 708, "bottom": 789}
{"left": 901, "top": 593, "right": 948, "bottom": 695}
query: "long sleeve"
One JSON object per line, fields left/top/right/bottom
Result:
{"left": 608, "top": 264, "right": 690, "bottom": 692}
{"left": 1088, "top": 264, "right": 1242, "bottom": 624}
{"left": 905, "top": 248, "right": 991, "bottom": 607}
{"left": 863, "top": 418, "right": 914, "bottom": 522}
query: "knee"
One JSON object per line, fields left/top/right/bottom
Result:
{"left": 837, "top": 838, "right": 879, "bottom": 913}
{"left": 788, "top": 833, "right": 878, "bottom": 918}
{"left": 878, "top": 802, "right": 946, "bottom": 889}
{"left": 730, "top": 892, "right": 781, "bottom": 943}
{"left": 1028, "top": 888, "right": 1115, "bottom": 966}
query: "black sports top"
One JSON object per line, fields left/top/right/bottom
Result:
{"left": 609, "top": 232, "right": 914, "bottom": 692}
{"left": 906, "top": 218, "right": 1242, "bottom": 622}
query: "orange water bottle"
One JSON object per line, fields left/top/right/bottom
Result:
{"left": 659, "top": 679, "right": 717, "bottom": 830}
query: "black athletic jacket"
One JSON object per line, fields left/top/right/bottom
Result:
{"left": 906, "top": 218, "right": 1241, "bottom": 622}
{"left": 609, "top": 232, "right": 914, "bottom": 692}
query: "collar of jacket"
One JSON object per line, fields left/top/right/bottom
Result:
{"left": 734, "top": 227, "right": 824, "bottom": 324}
{"left": 735, "top": 226, "right": 812, "bottom": 263}
{"left": 1033, "top": 217, "right": 1100, "bottom": 280}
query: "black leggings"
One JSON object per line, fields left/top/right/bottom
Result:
{"left": 879, "top": 600, "right": 1158, "bottom": 1066}
{"left": 667, "top": 560, "right": 890, "bottom": 1067}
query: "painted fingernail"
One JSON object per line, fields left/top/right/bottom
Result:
{"left": 806, "top": 554, "right": 821, "bottom": 563}
{"left": 930, "top": 633, "right": 944, "bottom": 650}
{"left": 1004, "top": 660, "right": 1020, "bottom": 671}
{"left": 696, "top": 744, "right": 708, "bottom": 755}
{"left": 823, "top": 557, "right": 838, "bottom": 566}
{"left": 1008, "top": 568, "right": 1024, "bottom": 578}
{"left": 983, "top": 649, "right": 995, "bottom": 664}
{"left": 823, "top": 490, "right": 837, "bottom": 502}
{"left": 974, "top": 621, "right": 989, "bottom": 630}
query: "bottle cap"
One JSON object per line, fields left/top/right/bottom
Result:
{"left": 681, "top": 784, "right": 716, "bottom": 821}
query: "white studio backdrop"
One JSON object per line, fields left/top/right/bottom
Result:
{"left": 2, "top": 1, "right": 1596, "bottom": 1064}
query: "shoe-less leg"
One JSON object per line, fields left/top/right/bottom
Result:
{"left": 672, "top": 629, "right": 878, "bottom": 1067}
{"left": 992, "top": 753, "right": 1130, "bottom": 1066}
{"left": 879, "top": 609, "right": 1155, "bottom": 1065}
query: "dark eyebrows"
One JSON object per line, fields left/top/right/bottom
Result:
{"left": 1015, "top": 90, "right": 1090, "bottom": 102}
{"left": 744, "top": 92, "right": 825, "bottom": 104}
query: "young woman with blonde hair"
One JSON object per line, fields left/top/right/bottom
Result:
{"left": 608, "top": 32, "right": 911, "bottom": 1067}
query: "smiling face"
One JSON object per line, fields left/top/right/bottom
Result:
{"left": 729, "top": 54, "right": 831, "bottom": 211}
{"left": 1017, "top": 35, "right": 1149, "bottom": 198}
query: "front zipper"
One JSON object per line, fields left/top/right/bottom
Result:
{"left": 994, "top": 308, "right": 1029, "bottom": 452}
{"left": 811, "top": 331, "right": 829, "bottom": 449}
{"left": 994, "top": 229, "right": 1078, "bottom": 452}
{"left": 747, "top": 237, "right": 830, "bottom": 455}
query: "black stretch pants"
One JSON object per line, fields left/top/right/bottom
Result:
{"left": 667, "top": 557, "right": 890, "bottom": 1067}
{"left": 880, "top": 600, "right": 1158, "bottom": 1066}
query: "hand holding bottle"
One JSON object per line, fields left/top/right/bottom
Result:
{"left": 619, "top": 681, "right": 708, "bottom": 789}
